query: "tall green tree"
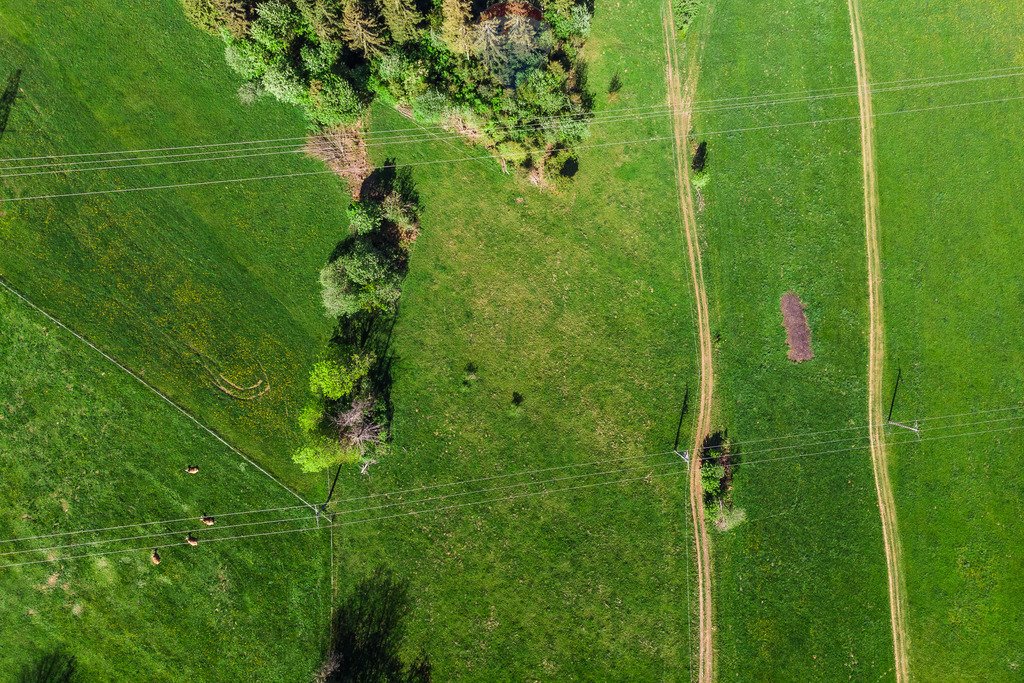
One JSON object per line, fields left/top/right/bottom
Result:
{"left": 379, "top": 0, "right": 422, "bottom": 44}
{"left": 440, "top": 0, "right": 472, "bottom": 55}
{"left": 341, "top": 0, "right": 386, "bottom": 57}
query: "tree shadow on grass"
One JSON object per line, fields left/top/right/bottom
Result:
{"left": 0, "top": 69, "right": 23, "bottom": 144}
{"left": 322, "top": 566, "right": 431, "bottom": 683}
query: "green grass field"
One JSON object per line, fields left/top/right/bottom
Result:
{"left": 861, "top": 2, "right": 1024, "bottom": 678}
{"left": 688, "top": 1, "right": 894, "bottom": 678}
{"left": 321, "top": 0, "right": 710, "bottom": 675}
{"left": 0, "top": 0, "right": 348, "bottom": 495}
{"left": 0, "top": 291, "right": 330, "bottom": 680}
{"left": 1, "top": 0, "right": 708, "bottom": 677}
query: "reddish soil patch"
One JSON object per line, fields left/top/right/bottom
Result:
{"left": 780, "top": 291, "right": 814, "bottom": 362}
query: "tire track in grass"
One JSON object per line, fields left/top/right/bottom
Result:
{"left": 662, "top": 6, "right": 715, "bottom": 682}
{"left": 846, "top": 1, "right": 910, "bottom": 680}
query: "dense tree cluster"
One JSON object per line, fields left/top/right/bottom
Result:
{"left": 292, "top": 167, "right": 419, "bottom": 473}
{"left": 182, "top": 0, "right": 594, "bottom": 170}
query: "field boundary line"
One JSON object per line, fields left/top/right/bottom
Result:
{"left": 0, "top": 276, "right": 316, "bottom": 512}
{"left": 846, "top": 2, "right": 910, "bottom": 681}
{"left": 663, "top": 4, "right": 716, "bottom": 682}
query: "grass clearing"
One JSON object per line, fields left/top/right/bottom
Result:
{"left": 0, "top": 291, "right": 330, "bottom": 680}
{"left": 689, "top": 1, "right": 894, "bottom": 678}
{"left": 861, "top": 1, "right": 1024, "bottom": 677}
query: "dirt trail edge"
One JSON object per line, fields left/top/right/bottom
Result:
{"left": 846, "top": 2, "right": 910, "bottom": 680}
{"left": 662, "top": 7, "right": 715, "bottom": 682}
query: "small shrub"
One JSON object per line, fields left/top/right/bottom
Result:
{"left": 319, "top": 241, "right": 402, "bottom": 317}
{"left": 347, "top": 201, "right": 383, "bottom": 235}
{"left": 181, "top": 0, "right": 249, "bottom": 37}
{"left": 307, "top": 74, "right": 363, "bottom": 127}
{"left": 293, "top": 436, "right": 360, "bottom": 473}
{"left": 699, "top": 462, "right": 725, "bottom": 496}
{"left": 308, "top": 353, "right": 374, "bottom": 401}
{"left": 298, "top": 401, "right": 326, "bottom": 433}
{"left": 18, "top": 650, "right": 80, "bottom": 683}
{"left": 608, "top": 72, "right": 623, "bottom": 95}
{"left": 511, "top": 391, "right": 524, "bottom": 406}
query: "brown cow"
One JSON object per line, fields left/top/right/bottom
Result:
{"left": 151, "top": 549, "right": 161, "bottom": 565}
{"left": 200, "top": 516, "right": 215, "bottom": 526}
{"left": 185, "top": 466, "right": 200, "bottom": 475}
{"left": 185, "top": 534, "right": 199, "bottom": 547}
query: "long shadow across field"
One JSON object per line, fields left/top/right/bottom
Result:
{"left": 0, "top": 69, "right": 21, "bottom": 143}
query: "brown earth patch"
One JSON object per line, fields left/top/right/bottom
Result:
{"left": 780, "top": 291, "right": 814, "bottom": 362}
{"left": 305, "top": 125, "right": 372, "bottom": 199}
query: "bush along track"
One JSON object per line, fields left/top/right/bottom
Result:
{"left": 182, "top": 0, "right": 594, "bottom": 175}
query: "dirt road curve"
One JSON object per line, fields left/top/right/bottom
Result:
{"left": 662, "top": 7, "right": 715, "bottom": 682}
{"left": 847, "top": 2, "right": 910, "bottom": 680}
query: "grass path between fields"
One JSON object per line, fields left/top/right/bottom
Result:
{"left": 663, "top": 5, "right": 714, "bottom": 681}
{"left": 847, "top": 1, "right": 910, "bottom": 680}
{"left": 0, "top": 276, "right": 316, "bottom": 514}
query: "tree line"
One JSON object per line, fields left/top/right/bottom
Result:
{"left": 182, "top": 0, "right": 594, "bottom": 174}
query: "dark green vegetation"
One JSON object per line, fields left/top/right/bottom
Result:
{"left": 862, "top": 2, "right": 1024, "bottom": 678}
{"left": 0, "top": 0, "right": 346, "bottom": 494}
{"left": 688, "top": 1, "right": 895, "bottom": 678}
{"left": 186, "top": 0, "right": 593, "bottom": 170}
{"left": 295, "top": 166, "right": 421, "bottom": 473}
{"left": 0, "top": 294, "right": 330, "bottom": 680}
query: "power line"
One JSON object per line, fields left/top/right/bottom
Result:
{"left": 6, "top": 410, "right": 1024, "bottom": 569}
{"left": 4, "top": 91, "right": 1022, "bottom": 204}
{"left": 5, "top": 410, "right": 1023, "bottom": 561}
{"left": 4, "top": 63, "right": 1019, "bottom": 172}
{"left": 0, "top": 403, "right": 1019, "bottom": 551}
{"left": 0, "top": 455, "right": 685, "bottom": 558}
{"left": 1, "top": 467, "right": 690, "bottom": 569}
{"left": 5, "top": 67, "right": 1023, "bottom": 180}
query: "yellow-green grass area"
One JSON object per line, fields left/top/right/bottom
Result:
{"left": 861, "top": 1, "right": 1024, "bottom": 678}
{"left": 0, "top": 0, "right": 349, "bottom": 495}
{"left": 0, "top": 291, "right": 330, "bottom": 680}
{"left": 689, "top": 1, "right": 896, "bottom": 678}
{"left": 316, "top": 0, "right": 705, "bottom": 677}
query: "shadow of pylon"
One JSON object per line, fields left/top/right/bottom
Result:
{"left": 673, "top": 384, "right": 690, "bottom": 451}
{"left": 0, "top": 69, "right": 22, "bottom": 144}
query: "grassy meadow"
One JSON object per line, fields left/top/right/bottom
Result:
{"left": 0, "top": 0, "right": 348, "bottom": 495}
{"left": 320, "top": 0, "right": 708, "bottom": 677}
{"left": 688, "top": 1, "right": 894, "bottom": 678}
{"left": 0, "top": 291, "right": 330, "bottom": 680}
{"left": 1, "top": 0, "right": 706, "bottom": 678}
{"left": 861, "top": 1, "right": 1024, "bottom": 678}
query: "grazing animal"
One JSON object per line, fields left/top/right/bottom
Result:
{"left": 150, "top": 549, "right": 161, "bottom": 565}
{"left": 185, "top": 534, "right": 199, "bottom": 547}
{"left": 200, "top": 516, "right": 215, "bottom": 526}
{"left": 185, "top": 466, "right": 200, "bottom": 475}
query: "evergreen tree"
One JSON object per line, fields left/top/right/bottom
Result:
{"left": 341, "top": 0, "right": 386, "bottom": 57}
{"left": 440, "top": 0, "right": 472, "bottom": 55}
{"left": 379, "top": 0, "right": 422, "bottom": 44}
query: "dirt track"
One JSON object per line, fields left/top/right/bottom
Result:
{"left": 847, "top": 1, "right": 910, "bottom": 680}
{"left": 662, "top": 7, "right": 715, "bottom": 682}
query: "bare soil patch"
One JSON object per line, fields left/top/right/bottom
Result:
{"left": 780, "top": 291, "right": 814, "bottom": 362}
{"left": 306, "top": 125, "right": 372, "bottom": 199}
